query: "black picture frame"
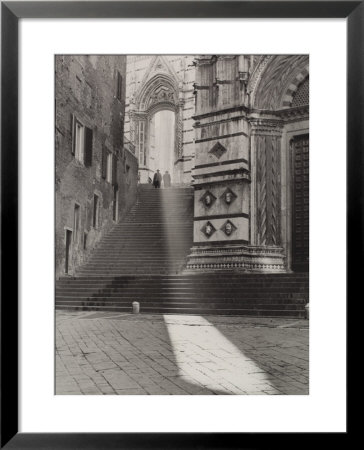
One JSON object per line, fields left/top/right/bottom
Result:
{"left": 1, "top": 1, "right": 356, "bottom": 448}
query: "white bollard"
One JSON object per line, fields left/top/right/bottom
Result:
{"left": 132, "top": 301, "right": 140, "bottom": 314}
{"left": 305, "top": 303, "right": 309, "bottom": 320}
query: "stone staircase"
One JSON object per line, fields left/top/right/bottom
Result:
{"left": 56, "top": 185, "right": 309, "bottom": 317}
{"left": 76, "top": 185, "right": 193, "bottom": 276}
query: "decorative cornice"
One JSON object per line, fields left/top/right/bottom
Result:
{"left": 277, "top": 105, "right": 309, "bottom": 121}
{"left": 193, "top": 168, "right": 251, "bottom": 181}
{"left": 195, "top": 158, "right": 248, "bottom": 170}
{"left": 193, "top": 104, "right": 249, "bottom": 121}
{"left": 250, "top": 118, "right": 284, "bottom": 135}
{"left": 194, "top": 213, "right": 249, "bottom": 221}
{"left": 196, "top": 131, "right": 248, "bottom": 144}
{"left": 129, "top": 111, "right": 148, "bottom": 119}
{"left": 194, "top": 55, "right": 218, "bottom": 66}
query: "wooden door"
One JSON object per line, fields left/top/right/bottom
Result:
{"left": 292, "top": 135, "right": 309, "bottom": 272}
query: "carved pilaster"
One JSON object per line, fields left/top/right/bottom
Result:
{"left": 175, "top": 101, "right": 184, "bottom": 159}
{"left": 251, "top": 119, "right": 283, "bottom": 247}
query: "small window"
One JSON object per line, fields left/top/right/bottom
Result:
{"left": 102, "top": 148, "right": 114, "bottom": 183}
{"left": 71, "top": 114, "right": 93, "bottom": 166}
{"left": 83, "top": 232, "right": 88, "bottom": 250}
{"left": 102, "top": 147, "right": 110, "bottom": 181}
{"left": 74, "top": 121, "right": 84, "bottom": 163}
{"left": 116, "top": 71, "right": 123, "bottom": 101}
{"left": 93, "top": 194, "right": 99, "bottom": 228}
{"left": 106, "top": 152, "right": 113, "bottom": 183}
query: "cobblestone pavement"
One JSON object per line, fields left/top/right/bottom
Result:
{"left": 56, "top": 311, "right": 309, "bottom": 395}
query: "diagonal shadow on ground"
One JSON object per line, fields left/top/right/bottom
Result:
{"left": 56, "top": 312, "right": 227, "bottom": 395}
{"left": 202, "top": 315, "right": 309, "bottom": 395}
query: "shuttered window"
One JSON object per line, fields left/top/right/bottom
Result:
{"left": 112, "top": 154, "right": 118, "bottom": 186}
{"left": 84, "top": 127, "right": 93, "bottom": 167}
{"left": 71, "top": 114, "right": 76, "bottom": 155}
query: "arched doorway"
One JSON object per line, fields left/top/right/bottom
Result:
{"left": 129, "top": 67, "right": 184, "bottom": 184}
{"left": 149, "top": 109, "right": 176, "bottom": 182}
{"left": 248, "top": 56, "right": 309, "bottom": 272}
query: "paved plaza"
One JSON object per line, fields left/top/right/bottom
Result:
{"left": 56, "top": 311, "right": 309, "bottom": 395}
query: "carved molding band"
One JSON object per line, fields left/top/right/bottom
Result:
{"left": 250, "top": 118, "right": 284, "bottom": 136}
{"left": 186, "top": 262, "right": 285, "bottom": 271}
{"left": 185, "top": 243, "right": 286, "bottom": 272}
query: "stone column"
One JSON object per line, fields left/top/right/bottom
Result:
{"left": 173, "top": 100, "right": 184, "bottom": 183}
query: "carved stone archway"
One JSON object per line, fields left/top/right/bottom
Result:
{"left": 248, "top": 55, "right": 309, "bottom": 272}
{"left": 249, "top": 55, "right": 309, "bottom": 110}
{"left": 130, "top": 70, "right": 184, "bottom": 183}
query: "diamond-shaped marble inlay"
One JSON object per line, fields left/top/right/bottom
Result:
{"left": 221, "top": 220, "right": 237, "bottom": 237}
{"left": 221, "top": 187, "right": 237, "bottom": 205}
{"left": 200, "top": 190, "right": 217, "bottom": 208}
{"left": 201, "top": 221, "right": 216, "bottom": 239}
{"left": 209, "top": 141, "right": 227, "bottom": 159}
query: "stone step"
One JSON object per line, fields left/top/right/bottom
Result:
{"left": 58, "top": 282, "right": 308, "bottom": 288}
{"left": 58, "top": 274, "right": 308, "bottom": 282}
{"left": 56, "top": 185, "right": 307, "bottom": 317}
{"left": 56, "top": 299, "right": 305, "bottom": 308}
{"left": 55, "top": 304, "right": 304, "bottom": 318}
{"left": 56, "top": 285, "right": 307, "bottom": 294}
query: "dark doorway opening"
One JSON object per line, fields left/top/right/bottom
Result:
{"left": 113, "top": 187, "right": 119, "bottom": 222}
{"left": 65, "top": 229, "right": 72, "bottom": 274}
{"left": 292, "top": 134, "right": 309, "bottom": 272}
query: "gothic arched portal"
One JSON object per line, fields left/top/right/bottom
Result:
{"left": 129, "top": 68, "right": 184, "bottom": 184}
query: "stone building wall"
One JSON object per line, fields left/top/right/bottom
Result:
{"left": 55, "top": 55, "right": 138, "bottom": 279}
{"left": 124, "top": 55, "right": 196, "bottom": 184}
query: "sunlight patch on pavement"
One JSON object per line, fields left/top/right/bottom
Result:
{"left": 164, "top": 315, "right": 279, "bottom": 394}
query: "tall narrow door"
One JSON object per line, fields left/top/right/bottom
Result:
{"left": 292, "top": 134, "right": 309, "bottom": 272}
{"left": 65, "top": 230, "right": 72, "bottom": 274}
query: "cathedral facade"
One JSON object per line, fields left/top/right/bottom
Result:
{"left": 124, "top": 55, "right": 309, "bottom": 273}
{"left": 188, "top": 55, "right": 309, "bottom": 273}
{"left": 124, "top": 55, "right": 197, "bottom": 184}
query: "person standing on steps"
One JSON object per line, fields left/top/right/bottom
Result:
{"left": 163, "top": 170, "right": 171, "bottom": 188}
{"left": 153, "top": 169, "right": 162, "bottom": 188}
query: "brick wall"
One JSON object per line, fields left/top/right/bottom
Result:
{"left": 55, "top": 55, "right": 138, "bottom": 279}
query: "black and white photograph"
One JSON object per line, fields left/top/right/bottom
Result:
{"left": 55, "top": 54, "right": 309, "bottom": 396}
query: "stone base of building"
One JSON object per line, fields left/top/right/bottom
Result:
{"left": 185, "top": 244, "right": 286, "bottom": 273}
